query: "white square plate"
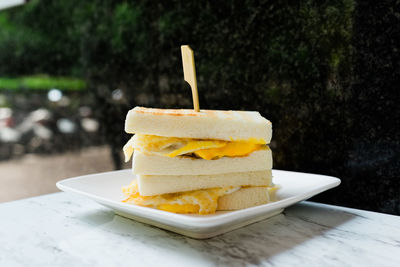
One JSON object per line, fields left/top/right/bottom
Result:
{"left": 56, "top": 169, "right": 340, "bottom": 239}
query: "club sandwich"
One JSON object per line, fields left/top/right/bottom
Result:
{"left": 122, "top": 106, "right": 277, "bottom": 214}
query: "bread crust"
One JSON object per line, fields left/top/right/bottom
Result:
{"left": 217, "top": 186, "right": 275, "bottom": 210}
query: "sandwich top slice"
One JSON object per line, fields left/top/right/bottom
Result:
{"left": 125, "top": 107, "right": 272, "bottom": 142}
{"left": 123, "top": 107, "right": 273, "bottom": 165}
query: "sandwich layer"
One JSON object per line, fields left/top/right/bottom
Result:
{"left": 137, "top": 170, "right": 272, "bottom": 196}
{"left": 218, "top": 186, "right": 278, "bottom": 210}
{"left": 122, "top": 180, "right": 238, "bottom": 214}
{"left": 133, "top": 148, "right": 273, "bottom": 175}
{"left": 123, "top": 134, "right": 266, "bottom": 162}
{"left": 125, "top": 107, "right": 272, "bottom": 143}
{"left": 122, "top": 179, "right": 278, "bottom": 214}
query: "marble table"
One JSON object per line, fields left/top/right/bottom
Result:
{"left": 0, "top": 193, "right": 399, "bottom": 266}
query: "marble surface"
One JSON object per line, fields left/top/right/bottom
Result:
{"left": 0, "top": 193, "right": 399, "bottom": 267}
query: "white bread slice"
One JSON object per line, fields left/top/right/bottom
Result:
{"left": 125, "top": 107, "right": 272, "bottom": 143}
{"left": 217, "top": 186, "right": 277, "bottom": 210}
{"left": 133, "top": 148, "right": 273, "bottom": 175}
{"left": 137, "top": 170, "right": 272, "bottom": 196}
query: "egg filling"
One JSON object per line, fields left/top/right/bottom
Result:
{"left": 123, "top": 134, "right": 267, "bottom": 161}
{"left": 122, "top": 180, "right": 240, "bottom": 214}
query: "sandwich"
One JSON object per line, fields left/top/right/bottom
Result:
{"left": 122, "top": 106, "right": 277, "bottom": 214}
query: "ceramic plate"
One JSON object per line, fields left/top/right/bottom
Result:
{"left": 56, "top": 169, "right": 340, "bottom": 239}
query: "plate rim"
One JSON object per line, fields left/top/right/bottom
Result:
{"left": 56, "top": 169, "right": 341, "bottom": 228}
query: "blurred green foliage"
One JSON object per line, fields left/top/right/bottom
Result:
{"left": 0, "top": 0, "right": 82, "bottom": 76}
{"left": 0, "top": 76, "right": 85, "bottom": 90}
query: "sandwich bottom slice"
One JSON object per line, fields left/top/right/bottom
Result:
{"left": 122, "top": 180, "right": 278, "bottom": 215}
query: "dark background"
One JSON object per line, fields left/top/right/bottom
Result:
{"left": 0, "top": 0, "right": 399, "bottom": 214}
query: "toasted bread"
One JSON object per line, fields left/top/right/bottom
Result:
{"left": 125, "top": 107, "right": 272, "bottom": 143}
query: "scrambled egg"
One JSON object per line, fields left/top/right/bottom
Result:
{"left": 122, "top": 180, "right": 239, "bottom": 214}
{"left": 123, "top": 134, "right": 266, "bottom": 161}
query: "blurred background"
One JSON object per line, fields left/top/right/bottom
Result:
{"left": 0, "top": 0, "right": 398, "bottom": 215}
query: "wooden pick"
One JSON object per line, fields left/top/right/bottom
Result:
{"left": 181, "top": 45, "right": 200, "bottom": 112}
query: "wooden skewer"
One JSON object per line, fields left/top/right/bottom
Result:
{"left": 181, "top": 45, "right": 200, "bottom": 112}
